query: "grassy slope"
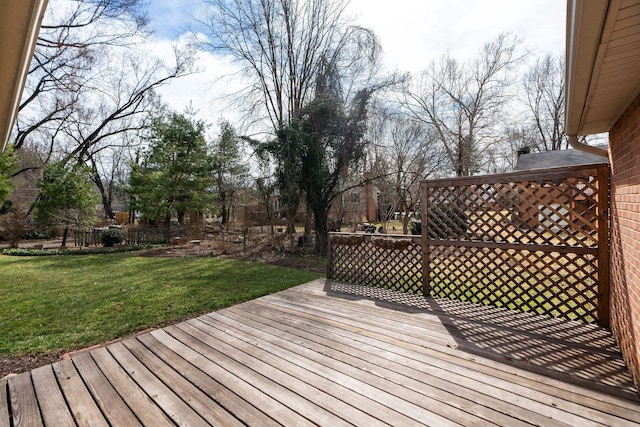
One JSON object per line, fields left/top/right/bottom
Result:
{"left": 0, "top": 253, "right": 322, "bottom": 356}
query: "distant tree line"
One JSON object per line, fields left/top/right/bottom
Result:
{"left": 0, "top": 0, "right": 571, "bottom": 253}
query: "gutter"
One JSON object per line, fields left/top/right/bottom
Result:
{"left": 567, "top": 134, "right": 609, "bottom": 158}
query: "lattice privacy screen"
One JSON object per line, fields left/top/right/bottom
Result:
{"left": 422, "top": 164, "right": 609, "bottom": 324}
{"left": 328, "top": 164, "right": 609, "bottom": 325}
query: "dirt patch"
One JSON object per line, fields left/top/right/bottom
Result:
{"left": 137, "top": 244, "right": 327, "bottom": 274}
{"left": 1, "top": 351, "right": 66, "bottom": 379}
{"left": 136, "top": 234, "right": 327, "bottom": 274}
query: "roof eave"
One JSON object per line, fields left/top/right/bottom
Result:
{"left": 565, "top": 0, "right": 609, "bottom": 136}
{"left": 0, "top": 0, "right": 49, "bottom": 153}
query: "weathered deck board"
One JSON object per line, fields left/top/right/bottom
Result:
{"left": 2, "top": 278, "right": 640, "bottom": 426}
{"left": 220, "top": 301, "right": 588, "bottom": 426}
{"left": 0, "top": 379, "right": 9, "bottom": 427}
{"left": 120, "top": 338, "right": 244, "bottom": 426}
{"left": 135, "top": 332, "right": 277, "bottom": 427}
{"left": 173, "top": 319, "right": 385, "bottom": 426}
{"left": 52, "top": 359, "right": 108, "bottom": 427}
{"left": 72, "top": 351, "right": 143, "bottom": 426}
{"left": 31, "top": 364, "right": 76, "bottom": 427}
{"left": 251, "top": 289, "right": 637, "bottom": 425}
{"left": 7, "top": 372, "right": 43, "bottom": 427}
{"left": 216, "top": 303, "right": 545, "bottom": 426}
{"left": 88, "top": 346, "right": 175, "bottom": 427}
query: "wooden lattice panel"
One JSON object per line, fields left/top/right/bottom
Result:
{"left": 422, "top": 164, "right": 609, "bottom": 324}
{"left": 425, "top": 177, "right": 599, "bottom": 247}
{"left": 328, "top": 234, "right": 423, "bottom": 295}
{"left": 428, "top": 245, "right": 599, "bottom": 323}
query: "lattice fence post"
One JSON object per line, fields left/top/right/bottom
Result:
{"left": 327, "top": 233, "right": 333, "bottom": 279}
{"left": 420, "top": 181, "right": 431, "bottom": 296}
{"left": 597, "top": 164, "right": 610, "bottom": 326}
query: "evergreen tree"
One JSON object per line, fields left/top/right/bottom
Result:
{"left": 35, "top": 161, "right": 99, "bottom": 247}
{"left": 128, "top": 113, "right": 213, "bottom": 232}
{"left": 0, "top": 144, "right": 18, "bottom": 209}
{"left": 211, "top": 121, "right": 249, "bottom": 229}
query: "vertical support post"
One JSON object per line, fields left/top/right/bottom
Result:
{"left": 326, "top": 232, "right": 333, "bottom": 279}
{"left": 597, "top": 164, "right": 610, "bottom": 326}
{"left": 420, "top": 182, "right": 431, "bottom": 296}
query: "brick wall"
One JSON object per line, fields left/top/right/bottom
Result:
{"left": 609, "top": 91, "right": 640, "bottom": 389}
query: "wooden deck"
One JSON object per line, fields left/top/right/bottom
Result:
{"left": 2, "top": 278, "right": 640, "bottom": 426}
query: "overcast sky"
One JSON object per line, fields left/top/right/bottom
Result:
{"left": 147, "top": 0, "right": 567, "bottom": 127}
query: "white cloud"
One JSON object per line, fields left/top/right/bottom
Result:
{"left": 146, "top": 0, "right": 567, "bottom": 132}
{"left": 144, "top": 34, "right": 246, "bottom": 136}
{"left": 346, "top": 0, "right": 566, "bottom": 73}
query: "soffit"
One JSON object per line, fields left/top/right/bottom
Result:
{"left": 566, "top": 0, "right": 640, "bottom": 135}
{"left": 0, "top": 0, "right": 49, "bottom": 152}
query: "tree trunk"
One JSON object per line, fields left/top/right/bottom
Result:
{"left": 219, "top": 189, "right": 229, "bottom": 229}
{"left": 304, "top": 205, "right": 313, "bottom": 238}
{"left": 91, "top": 161, "right": 113, "bottom": 219}
{"left": 314, "top": 208, "right": 329, "bottom": 256}
{"left": 402, "top": 202, "right": 412, "bottom": 234}
{"left": 61, "top": 227, "right": 69, "bottom": 248}
{"left": 165, "top": 212, "right": 172, "bottom": 240}
{"left": 286, "top": 204, "right": 297, "bottom": 235}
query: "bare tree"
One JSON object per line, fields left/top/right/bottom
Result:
{"left": 199, "top": 0, "right": 378, "bottom": 131}
{"left": 522, "top": 54, "right": 566, "bottom": 151}
{"left": 204, "top": 0, "right": 383, "bottom": 238}
{"left": 15, "top": 0, "right": 149, "bottom": 152}
{"left": 385, "top": 115, "right": 442, "bottom": 233}
{"left": 402, "top": 33, "right": 526, "bottom": 176}
{"left": 14, "top": 0, "right": 195, "bottom": 217}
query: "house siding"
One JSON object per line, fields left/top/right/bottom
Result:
{"left": 609, "top": 91, "right": 640, "bottom": 389}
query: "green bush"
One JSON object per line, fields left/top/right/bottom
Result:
{"left": 101, "top": 228, "right": 123, "bottom": 247}
{"left": 410, "top": 220, "right": 421, "bottom": 235}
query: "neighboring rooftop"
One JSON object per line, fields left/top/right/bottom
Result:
{"left": 514, "top": 147, "right": 609, "bottom": 171}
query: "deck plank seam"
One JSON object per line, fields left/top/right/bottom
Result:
{"left": 199, "top": 311, "right": 442, "bottom": 426}
{"left": 261, "top": 291, "right": 639, "bottom": 400}
{"left": 249, "top": 301, "right": 640, "bottom": 422}
{"left": 172, "top": 320, "right": 355, "bottom": 427}
{"left": 184, "top": 317, "right": 388, "bottom": 427}
{"left": 275, "top": 290, "right": 633, "bottom": 390}
{"left": 221, "top": 302, "right": 610, "bottom": 427}
{"left": 203, "top": 307, "right": 540, "bottom": 427}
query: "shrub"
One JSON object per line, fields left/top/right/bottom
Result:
{"left": 410, "top": 220, "right": 421, "bottom": 235}
{"left": 101, "top": 228, "right": 123, "bottom": 247}
{"left": 2, "top": 244, "right": 155, "bottom": 256}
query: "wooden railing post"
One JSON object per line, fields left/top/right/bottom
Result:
{"left": 597, "top": 164, "right": 610, "bottom": 326}
{"left": 326, "top": 233, "right": 333, "bottom": 279}
{"left": 420, "top": 181, "right": 431, "bottom": 296}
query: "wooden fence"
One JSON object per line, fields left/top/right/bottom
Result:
{"left": 72, "top": 228, "right": 169, "bottom": 247}
{"left": 328, "top": 163, "right": 610, "bottom": 325}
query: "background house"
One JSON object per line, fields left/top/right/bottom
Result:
{"left": 513, "top": 148, "right": 608, "bottom": 230}
{"left": 566, "top": 0, "right": 640, "bottom": 389}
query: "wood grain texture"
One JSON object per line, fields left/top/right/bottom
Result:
{"left": 0, "top": 379, "right": 10, "bottom": 427}
{"left": 53, "top": 359, "right": 108, "bottom": 427}
{"left": 7, "top": 372, "right": 43, "bottom": 427}
{"left": 31, "top": 365, "right": 75, "bottom": 427}
{"left": 71, "top": 351, "right": 142, "bottom": 426}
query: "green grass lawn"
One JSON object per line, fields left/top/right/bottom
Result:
{"left": 0, "top": 252, "right": 322, "bottom": 357}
